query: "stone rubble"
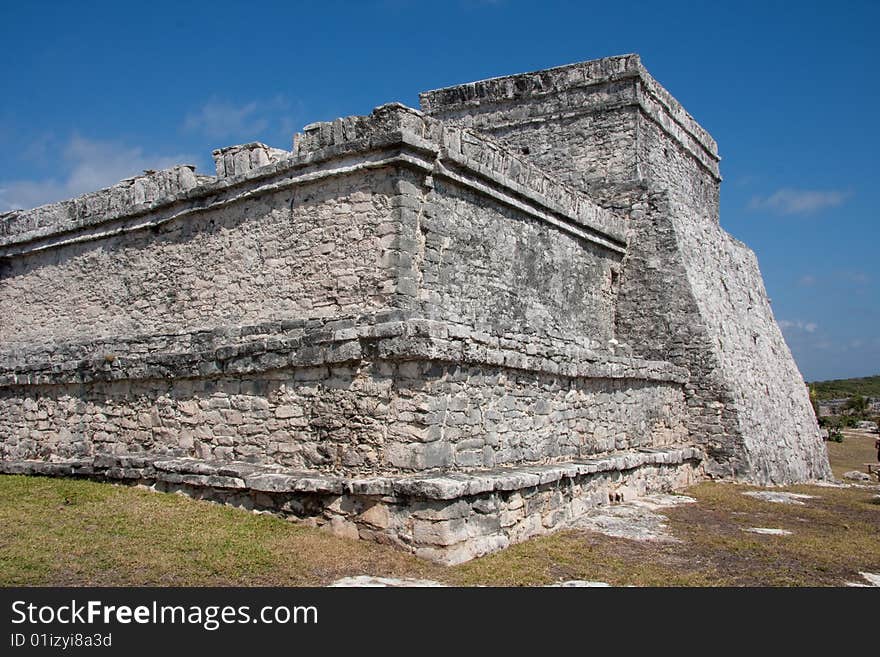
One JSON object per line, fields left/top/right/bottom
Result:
{"left": 858, "top": 572, "right": 880, "bottom": 586}
{"left": 328, "top": 576, "right": 613, "bottom": 587}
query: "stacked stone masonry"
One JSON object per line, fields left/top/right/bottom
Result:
{"left": 0, "top": 55, "right": 830, "bottom": 563}
{"left": 421, "top": 54, "right": 830, "bottom": 484}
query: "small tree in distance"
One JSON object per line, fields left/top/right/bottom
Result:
{"left": 845, "top": 394, "right": 868, "bottom": 418}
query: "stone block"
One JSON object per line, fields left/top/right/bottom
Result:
{"left": 412, "top": 518, "right": 469, "bottom": 547}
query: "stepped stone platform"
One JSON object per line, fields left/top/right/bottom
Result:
{"left": 0, "top": 54, "right": 830, "bottom": 562}
{"left": 1, "top": 446, "right": 702, "bottom": 564}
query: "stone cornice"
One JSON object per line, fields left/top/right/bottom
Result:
{"left": 0, "top": 106, "right": 626, "bottom": 258}
{"left": 0, "top": 315, "right": 688, "bottom": 388}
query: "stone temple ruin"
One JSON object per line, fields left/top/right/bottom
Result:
{"left": 0, "top": 55, "right": 831, "bottom": 563}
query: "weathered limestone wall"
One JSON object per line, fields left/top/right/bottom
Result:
{"left": 290, "top": 104, "right": 628, "bottom": 349}
{"left": 0, "top": 171, "right": 397, "bottom": 352}
{"left": 422, "top": 54, "right": 830, "bottom": 483}
{"left": 417, "top": 177, "right": 620, "bottom": 347}
{"left": 0, "top": 103, "right": 683, "bottom": 480}
{"left": 0, "top": 65, "right": 735, "bottom": 562}
{"left": 0, "top": 314, "right": 688, "bottom": 475}
{"left": 420, "top": 56, "right": 644, "bottom": 196}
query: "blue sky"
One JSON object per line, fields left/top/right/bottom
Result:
{"left": 1, "top": 0, "right": 877, "bottom": 381}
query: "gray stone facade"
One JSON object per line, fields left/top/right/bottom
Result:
{"left": 0, "top": 55, "right": 830, "bottom": 562}
{"left": 421, "top": 54, "right": 830, "bottom": 484}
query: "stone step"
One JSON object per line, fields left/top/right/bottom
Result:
{"left": 0, "top": 445, "right": 702, "bottom": 500}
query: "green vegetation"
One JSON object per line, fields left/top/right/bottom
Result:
{"left": 0, "top": 477, "right": 443, "bottom": 586}
{"left": 809, "top": 374, "right": 880, "bottom": 400}
{"left": 823, "top": 422, "right": 844, "bottom": 442}
{"left": 825, "top": 428, "right": 880, "bottom": 478}
{"left": 1, "top": 436, "right": 878, "bottom": 587}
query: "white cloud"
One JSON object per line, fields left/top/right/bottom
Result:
{"left": 0, "top": 135, "right": 196, "bottom": 212}
{"left": 797, "top": 274, "right": 816, "bottom": 287}
{"left": 733, "top": 174, "right": 758, "bottom": 187}
{"left": 748, "top": 188, "right": 851, "bottom": 215}
{"left": 183, "top": 96, "right": 293, "bottom": 141}
{"left": 184, "top": 99, "right": 266, "bottom": 140}
{"left": 779, "top": 319, "right": 818, "bottom": 334}
{"left": 846, "top": 271, "right": 870, "bottom": 285}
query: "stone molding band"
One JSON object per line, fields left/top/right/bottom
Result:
{"left": 1, "top": 117, "right": 625, "bottom": 259}
{"left": 0, "top": 316, "right": 688, "bottom": 388}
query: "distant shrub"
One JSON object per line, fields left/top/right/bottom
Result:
{"left": 819, "top": 415, "right": 857, "bottom": 429}
{"left": 820, "top": 416, "right": 847, "bottom": 441}
{"left": 809, "top": 375, "right": 880, "bottom": 400}
{"left": 845, "top": 394, "right": 869, "bottom": 417}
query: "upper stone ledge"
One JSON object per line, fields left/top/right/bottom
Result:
{"left": 0, "top": 165, "right": 204, "bottom": 249}
{"left": 0, "top": 313, "right": 689, "bottom": 388}
{"left": 418, "top": 53, "right": 718, "bottom": 163}
{"left": 294, "top": 103, "right": 626, "bottom": 246}
{"left": 0, "top": 102, "right": 625, "bottom": 254}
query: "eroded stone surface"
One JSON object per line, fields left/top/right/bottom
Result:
{"left": 858, "top": 572, "right": 880, "bottom": 587}
{"left": 328, "top": 576, "right": 613, "bottom": 587}
{"left": 330, "top": 576, "right": 446, "bottom": 587}
{"left": 569, "top": 493, "right": 696, "bottom": 542}
{"left": 550, "top": 581, "right": 611, "bottom": 587}
{"left": 744, "top": 527, "right": 793, "bottom": 536}
{"left": 742, "top": 491, "right": 816, "bottom": 505}
{"left": 812, "top": 480, "right": 848, "bottom": 488}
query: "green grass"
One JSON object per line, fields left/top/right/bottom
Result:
{"left": 826, "top": 429, "right": 879, "bottom": 478}
{"left": 1, "top": 440, "right": 878, "bottom": 587}
{"left": 809, "top": 374, "right": 880, "bottom": 400}
{"left": 0, "top": 477, "right": 444, "bottom": 586}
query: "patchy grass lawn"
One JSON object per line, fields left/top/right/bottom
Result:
{"left": 1, "top": 437, "right": 878, "bottom": 586}
{"left": 827, "top": 429, "right": 879, "bottom": 478}
{"left": 0, "top": 476, "right": 445, "bottom": 586}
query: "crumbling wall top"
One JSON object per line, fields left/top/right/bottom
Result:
{"left": 419, "top": 54, "right": 719, "bottom": 177}
{"left": 0, "top": 165, "right": 206, "bottom": 251}
{"left": 1, "top": 102, "right": 626, "bottom": 257}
